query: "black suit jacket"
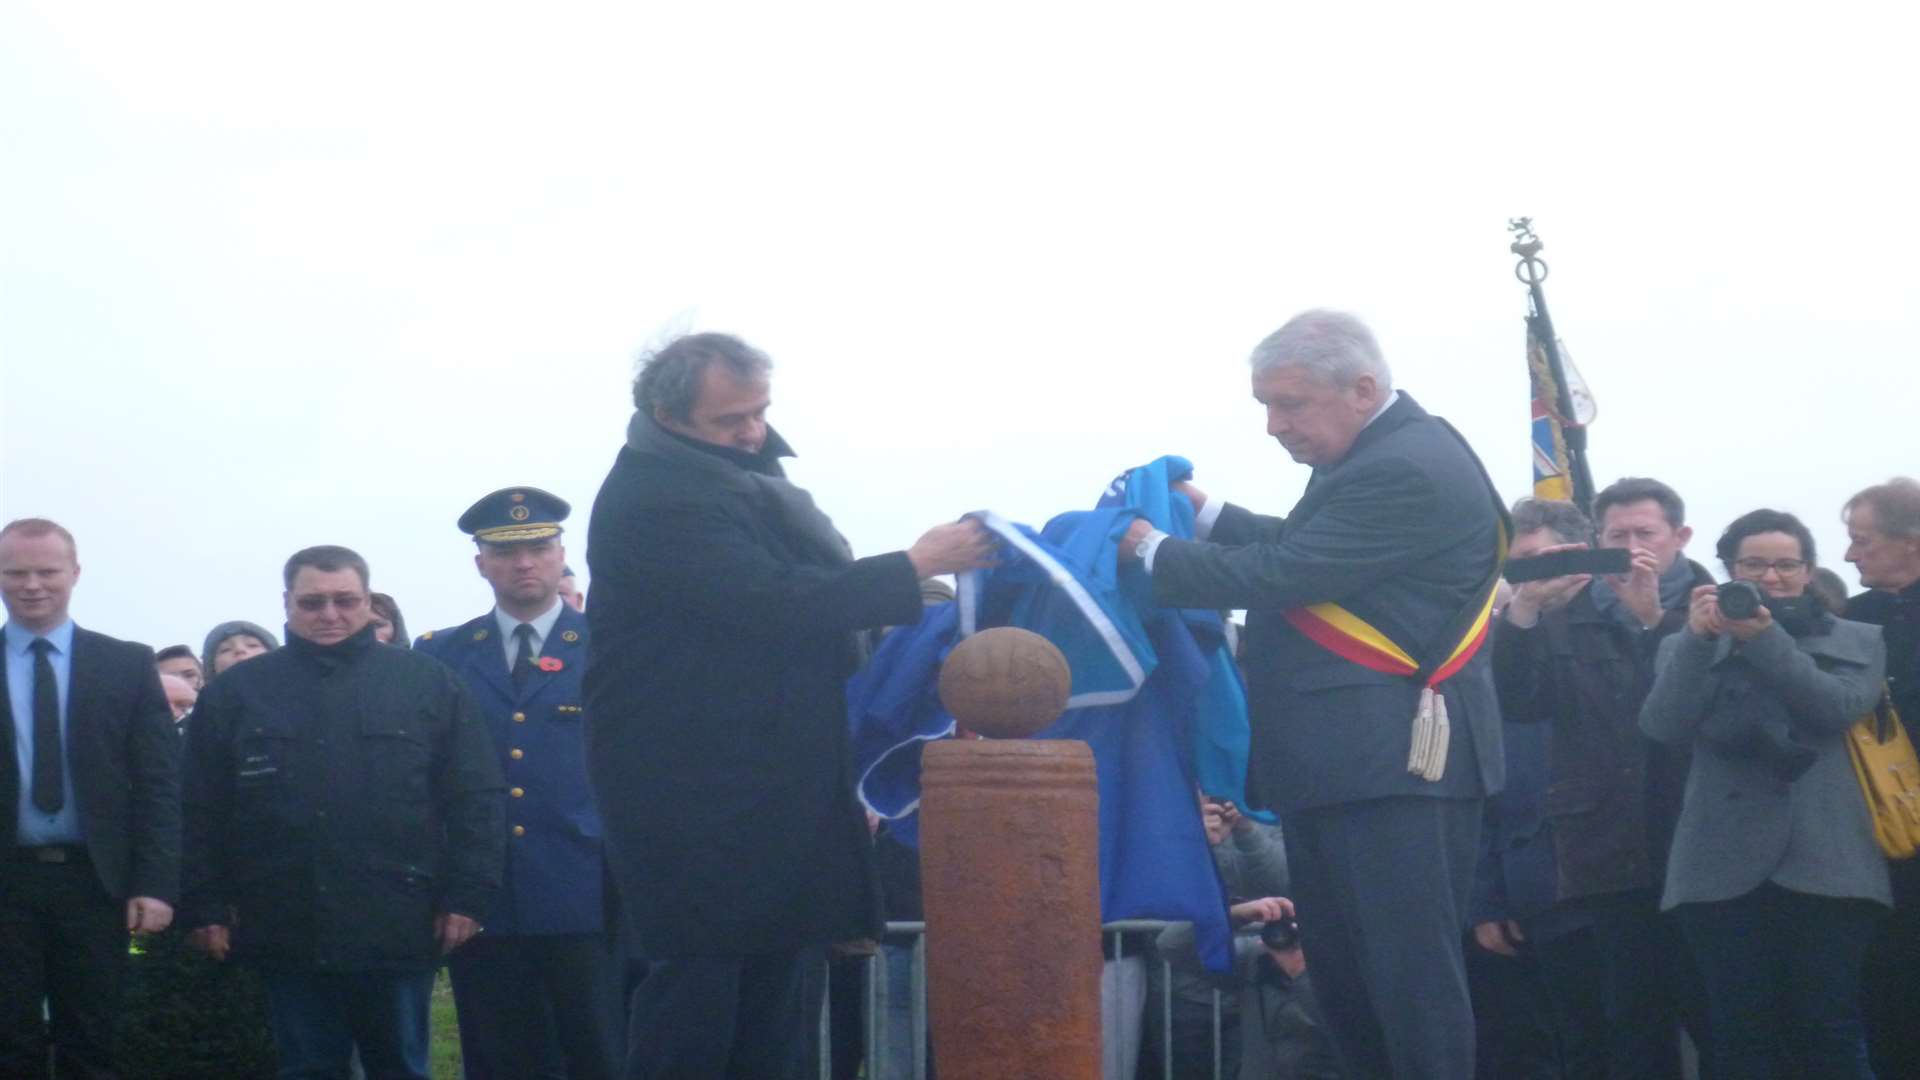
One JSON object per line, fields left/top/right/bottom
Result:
{"left": 1152, "top": 393, "right": 1507, "bottom": 811}
{"left": 0, "top": 626, "right": 180, "bottom": 902}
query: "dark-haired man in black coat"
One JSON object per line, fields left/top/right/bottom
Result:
{"left": 585, "top": 332, "right": 994, "bottom": 1079}
{"left": 181, "top": 544, "right": 503, "bottom": 1080}
{"left": 1, "top": 517, "right": 180, "bottom": 1078}
{"left": 1124, "top": 310, "right": 1509, "bottom": 1079}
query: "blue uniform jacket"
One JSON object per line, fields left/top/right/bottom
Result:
{"left": 416, "top": 604, "right": 606, "bottom": 937}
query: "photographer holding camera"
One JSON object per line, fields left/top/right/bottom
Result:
{"left": 1484, "top": 488, "right": 1717, "bottom": 1078}
{"left": 1152, "top": 794, "right": 1338, "bottom": 1079}
{"left": 1641, "top": 509, "right": 1889, "bottom": 1076}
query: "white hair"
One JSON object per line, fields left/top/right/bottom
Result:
{"left": 1249, "top": 309, "right": 1392, "bottom": 391}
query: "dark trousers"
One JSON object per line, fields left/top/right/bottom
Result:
{"left": 1285, "top": 795, "right": 1481, "bottom": 1079}
{"left": 1579, "top": 890, "right": 1711, "bottom": 1079}
{"left": 448, "top": 933, "right": 624, "bottom": 1080}
{"left": 1529, "top": 925, "right": 1612, "bottom": 1080}
{"left": 1675, "top": 882, "right": 1881, "bottom": 1079}
{"left": 1466, "top": 931, "right": 1564, "bottom": 1080}
{"left": 0, "top": 852, "right": 127, "bottom": 1080}
{"left": 624, "top": 950, "right": 817, "bottom": 1080}
{"left": 259, "top": 968, "right": 434, "bottom": 1080}
{"left": 824, "top": 951, "right": 865, "bottom": 1080}
{"left": 1862, "top": 856, "right": 1920, "bottom": 1078}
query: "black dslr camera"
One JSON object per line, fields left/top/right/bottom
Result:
{"left": 1717, "top": 580, "right": 1766, "bottom": 620}
{"left": 1260, "top": 917, "right": 1300, "bottom": 951}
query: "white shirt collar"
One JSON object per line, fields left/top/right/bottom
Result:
{"left": 1361, "top": 389, "right": 1401, "bottom": 430}
{"left": 493, "top": 598, "right": 564, "bottom": 659}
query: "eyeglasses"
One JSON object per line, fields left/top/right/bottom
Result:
{"left": 293, "top": 592, "right": 367, "bottom": 612}
{"left": 1734, "top": 558, "right": 1807, "bottom": 577}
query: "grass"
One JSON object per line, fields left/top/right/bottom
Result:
{"left": 430, "top": 969, "right": 463, "bottom": 1079}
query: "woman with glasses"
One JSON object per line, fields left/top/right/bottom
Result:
{"left": 1642, "top": 508, "right": 1889, "bottom": 1077}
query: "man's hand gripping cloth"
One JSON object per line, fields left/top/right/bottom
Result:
{"left": 1096, "top": 455, "right": 1266, "bottom": 819}
{"left": 848, "top": 505, "right": 1237, "bottom": 972}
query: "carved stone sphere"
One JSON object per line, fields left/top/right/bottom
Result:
{"left": 937, "top": 627, "right": 1072, "bottom": 739}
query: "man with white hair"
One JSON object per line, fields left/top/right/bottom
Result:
{"left": 1123, "top": 309, "right": 1509, "bottom": 1078}
{"left": 1843, "top": 477, "right": 1920, "bottom": 1076}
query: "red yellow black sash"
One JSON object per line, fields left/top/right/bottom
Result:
{"left": 1282, "top": 484, "right": 1511, "bottom": 689}
{"left": 1282, "top": 584, "right": 1499, "bottom": 688}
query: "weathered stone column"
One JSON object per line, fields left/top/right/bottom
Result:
{"left": 919, "top": 739, "right": 1103, "bottom": 1080}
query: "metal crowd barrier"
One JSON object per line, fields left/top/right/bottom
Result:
{"left": 818, "top": 919, "right": 1226, "bottom": 1080}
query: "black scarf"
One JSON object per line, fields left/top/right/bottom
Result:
{"left": 625, "top": 412, "right": 854, "bottom": 570}
{"left": 1701, "top": 589, "right": 1836, "bottom": 782}
{"left": 1764, "top": 592, "right": 1832, "bottom": 640}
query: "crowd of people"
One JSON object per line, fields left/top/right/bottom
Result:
{"left": 3, "top": 310, "right": 1918, "bottom": 1080}
{"left": 1472, "top": 479, "right": 1920, "bottom": 1079}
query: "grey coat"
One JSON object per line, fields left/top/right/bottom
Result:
{"left": 1640, "top": 616, "right": 1890, "bottom": 911}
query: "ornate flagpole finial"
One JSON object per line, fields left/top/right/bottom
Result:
{"left": 1509, "top": 217, "right": 1547, "bottom": 284}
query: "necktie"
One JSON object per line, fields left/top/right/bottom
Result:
{"left": 511, "top": 624, "right": 536, "bottom": 690}
{"left": 30, "top": 638, "right": 63, "bottom": 814}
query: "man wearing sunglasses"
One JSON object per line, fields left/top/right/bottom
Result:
{"left": 180, "top": 545, "right": 506, "bottom": 1080}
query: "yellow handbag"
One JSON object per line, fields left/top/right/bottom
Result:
{"left": 1847, "top": 691, "right": 1920, "bottom": 860}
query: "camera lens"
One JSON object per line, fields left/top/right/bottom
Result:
{"left": 1717, "top": 580, "right": 1764, "bottom": 620}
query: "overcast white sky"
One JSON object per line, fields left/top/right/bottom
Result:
{"left": 3, "top": 2, "right": 1916, "bottom": 650}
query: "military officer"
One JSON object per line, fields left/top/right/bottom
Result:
{"left": 416, "top": 487, "right": 622, "bottom": 1080}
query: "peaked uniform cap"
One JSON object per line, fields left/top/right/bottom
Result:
{"left": 459, "top": 487, "right": 571, "bottom": 543}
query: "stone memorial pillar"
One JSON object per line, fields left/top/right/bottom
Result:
{"left": 919, "top": 738, "right": 1103, "bottom": 1080}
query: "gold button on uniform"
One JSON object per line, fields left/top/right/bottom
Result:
{"left": 512, "top": 712, "right": 526, "bottom": 723}
{"left": 510, "top": 748, "right": 524, "bottom": 760}
{"left": 512, "top": 825, "right": 526, "bottom": 837}
{"left": 510, "top": 787, "right": 525, "bottom": 798}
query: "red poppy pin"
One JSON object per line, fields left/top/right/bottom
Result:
{"left": 536, "top": 656, "right": 565, "bottom": 673}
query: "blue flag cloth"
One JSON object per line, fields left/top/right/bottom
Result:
{"left": 1096, "top": 456, "right": 1267, "bottom": 823}
{"left": 849, "top": 506, "right": 1236, "bottom": 972}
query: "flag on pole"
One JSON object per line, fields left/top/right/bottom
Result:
{"left": 1512, "top": 219, "right": 1596, "bottom": 513}
{"left": 1528, "top": 321, "right": 1578, "bottom": 502}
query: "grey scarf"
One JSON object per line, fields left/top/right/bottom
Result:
{"left": 1590, "top": 553, "right": 1699, "bottom": 630}
{"left": 625, "top": 412, "right": 854, "bottom": 570}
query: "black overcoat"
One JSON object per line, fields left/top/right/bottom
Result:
{"left": 585, "top": 426, "right": 922, "bottom": 957}
{"left": 1848, "top": 581, "right": 1920, "bottom": 724}
{"left": 1151, "top": 393, "right": 1508, "bottom": 812}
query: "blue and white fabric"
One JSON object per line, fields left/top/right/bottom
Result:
{"left": 848, "top": 485, "right": 1242, "bottom": 972}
